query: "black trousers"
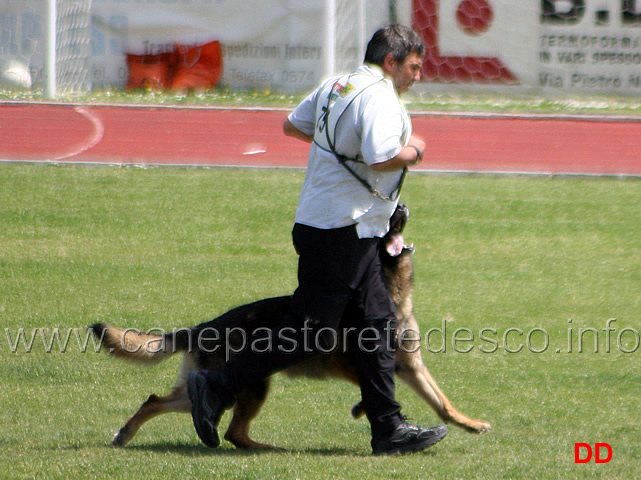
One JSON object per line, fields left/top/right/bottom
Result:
{"left": 218, "top": 223, "right": 402, "bottom": 439}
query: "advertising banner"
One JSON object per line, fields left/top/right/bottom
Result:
{"left": 90, "top": 0, "right": 325, "bottom": 91}
{"left": 416, "top": 0, "right": 641, "bottom": 94}
{"left": 538, "top": 0, "right": 641, "bottom": 93}
{"left": 1, "top": 0, "right": 641, "bottom": 94}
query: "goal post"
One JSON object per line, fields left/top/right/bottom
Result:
{"left": 324, "top": 0, "right": 402, "bottom": 79}
{"left": 322, "top": 0, "right": 367, "bottom": 80}
{"left": 44, "top": 0, "right": 56, "bottom": 99}
{"left": 0, "top": 0, "right": 92, "bottom": 98}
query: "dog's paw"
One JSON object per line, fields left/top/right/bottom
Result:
{"left": 112, "top": 428, "right": 129, "bottom": 447}
{"left": 350, "top": 401, "right": 365, "bottom": 419}
{"left": 478, "top": 422, "right": 492, "bottom": 434}
{"left": 466, "top": 420, "right": 492, "bottom": 434}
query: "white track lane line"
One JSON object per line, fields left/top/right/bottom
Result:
{"left": 53, "top": 106, "right": 104, "bottom": 161}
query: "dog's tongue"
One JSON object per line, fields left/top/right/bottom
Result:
{"left": 386, "top": 234, "right": 405, "bottom": 257}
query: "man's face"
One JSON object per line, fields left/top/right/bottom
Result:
{"left": 388, "top": 52, "right": 423, "bottom": 94}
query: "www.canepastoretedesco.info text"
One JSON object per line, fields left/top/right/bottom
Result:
{"left": 3, "top": 318, "right": 639, "bottom": 355}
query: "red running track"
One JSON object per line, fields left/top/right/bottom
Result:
{"left": 1, "top": 103, "right": 640, "bottom": 175}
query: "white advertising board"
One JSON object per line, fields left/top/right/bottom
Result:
{"left": 90, "top": 0, "right": 325, "bottom": 91}
{"left": 1, "top": 0, "right": 641, "bottom": 94}
{"left": 427, "top": 0, "right": 641, "bottom": 94}
{"left": 537, "top": 0, "right": 641, "bottom": 93}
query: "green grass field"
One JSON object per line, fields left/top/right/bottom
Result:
{"left": 1, "top": 165, "right": 640, "bottom": 479}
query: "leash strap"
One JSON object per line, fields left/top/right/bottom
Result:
{"left": 315, "top": 75, "right": 407, "bottom": 203}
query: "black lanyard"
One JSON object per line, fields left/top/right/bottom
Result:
{"left": 314, "top": 76, "right": 407, "bottom": 203}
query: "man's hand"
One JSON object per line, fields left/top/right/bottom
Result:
{"left": 408, "top": 135, "right": 426, "bottom": 160}
{"left": 370, "top": 135, "right": 425, "bottom": 172}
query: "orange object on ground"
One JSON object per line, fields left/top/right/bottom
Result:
{"left": 170, "top": 40, "right": 223, "bottom": 91}
{"left": 125, "top": 40, "right": 223, "bottom": 91}
{"left": 125, "top": 51, "right": 177, "bottom": 90}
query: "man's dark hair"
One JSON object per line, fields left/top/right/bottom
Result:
{"left": 364, "top": 24, "right": 425, "bottom": 66}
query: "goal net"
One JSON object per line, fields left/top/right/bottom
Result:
{"left": 54, "top": 0, "right": 92, "bottom": 94}
{"left": 413, "top": 0, "right": 520, "bottom": 85}
{"left": 0, "top": 0, "right": 91, "bottom": 96}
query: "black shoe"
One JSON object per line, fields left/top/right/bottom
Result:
{"left": 372, "top": 422, "right": 448, "bottom": 455}
{"left": 187, "top": 371, "right": 229, "bottom": 448}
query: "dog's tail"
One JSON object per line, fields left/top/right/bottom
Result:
{"left": 90, "top": 323, "right": 192, "bottom": 364}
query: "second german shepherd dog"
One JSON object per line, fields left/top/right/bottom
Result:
{"left": 91, "top": 204, "right": 490, "bottom": 449}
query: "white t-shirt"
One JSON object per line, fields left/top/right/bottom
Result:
{"left": 288, "top": 64, "right": 412, "bottom": 238}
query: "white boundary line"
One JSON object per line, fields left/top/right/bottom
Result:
{"left": 2, "top": 159, "right": 640, "bottom": 180}
{"left": 2, "top": 100, "right": 641, "bottom": 123}
{"left": 410, "top": 110, "right": 641, "bottom": 123}
{"left": 53, "top": 106, "right": 105, "bottom": 161}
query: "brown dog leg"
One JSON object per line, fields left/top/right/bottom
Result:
{"left": 112, "top": 385, "right": 191, "bottom": 446}
{"left": 224, "top": 379, "right": 280, "bottom": 450}
{"left": 395, "top": 349, "right": 491, "bottom": 434}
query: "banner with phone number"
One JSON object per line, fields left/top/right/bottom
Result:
{"left": 2, "top": 0, "right": 641, "bottom": 94}
{"left": 90, "top": 0, "right": 324, "bottom": 90}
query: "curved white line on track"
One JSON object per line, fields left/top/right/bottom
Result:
{"left": 54, "top": 106, "right": 104, "bottom": 161}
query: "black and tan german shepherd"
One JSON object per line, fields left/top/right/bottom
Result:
{"left": 91, "top": 204, "right": 490, "bottom": 449}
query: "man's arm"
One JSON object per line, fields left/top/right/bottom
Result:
{"left": 283, "top": 118, "right": 314, "bottom": 143}
{"left": 370, "top": 136, "right": 425, "bottom": 172}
